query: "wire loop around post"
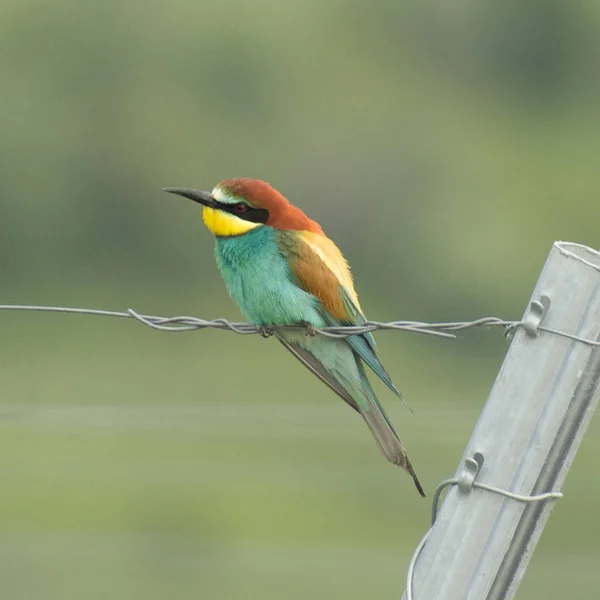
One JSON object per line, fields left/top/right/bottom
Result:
{"left": 405, "top": 454, "right": 563, "bottom": 600}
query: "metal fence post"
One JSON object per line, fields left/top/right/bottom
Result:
{"left": 403, "top": 241, "right": 600, "bottom": 600}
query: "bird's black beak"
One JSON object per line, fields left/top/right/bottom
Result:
{"left": 163, "top": 187, "right": 218, "bottom": 208}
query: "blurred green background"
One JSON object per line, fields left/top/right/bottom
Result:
{"left": 1, "top": 1, "right": 599, "bottom": 598}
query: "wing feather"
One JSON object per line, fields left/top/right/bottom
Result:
{"left": 279, "top": 230, "right": 406, "bottom": 406}
{"left": 275, "top": 332, "right": 360, "bottom": 412}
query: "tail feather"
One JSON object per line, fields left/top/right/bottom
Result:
{"left": 356, "top": 360, "right": 425, "bottom": 497}
{"left": 360, "top": 406, "right": 425, "bottom": 497}
{"left": 275, "top": 330, "right": 424, "bottom": 496}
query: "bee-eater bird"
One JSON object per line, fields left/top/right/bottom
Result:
{"left": 164, "top": 178, "right": 424, "bottom": 496}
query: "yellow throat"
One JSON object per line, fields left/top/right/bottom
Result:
{"left": 202, "top": 206, "right": 262, "bottom": 237}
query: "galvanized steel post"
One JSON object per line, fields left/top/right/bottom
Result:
{"left": 404, "top": 241, "right": 600, "bottom": 600}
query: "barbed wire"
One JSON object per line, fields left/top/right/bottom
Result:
{"left": 2, "top": 303, "right": 600, "bottom": 347}
{"left": 0, "top": 303, "right": 511, "bottom": 339}
{"left": 2, "top": 303, "right": 600, "bottom": 346}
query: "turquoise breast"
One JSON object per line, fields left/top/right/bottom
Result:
{"left": 214, "top": 227, "right": 324, "bottom": 326}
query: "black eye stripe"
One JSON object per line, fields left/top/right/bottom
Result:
{"left": 219, "top": 202, "right": 269, "bottom": 224}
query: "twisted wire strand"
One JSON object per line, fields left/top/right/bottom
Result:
{"left": 2, "top": 304, "right": 600, "bottom": 346}
{"left": 0, "top": 304, "right": 517, "bottom": 340}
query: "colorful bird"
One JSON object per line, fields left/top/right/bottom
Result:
{"left": 164, "top": 178, "right": 424, "bottom": 496}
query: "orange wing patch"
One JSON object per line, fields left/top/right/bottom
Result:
{"left": 290, "top": 231, "right": 363, "bottom": 321}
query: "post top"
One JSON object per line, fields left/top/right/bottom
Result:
{"left": 555, "top": 241, "right": 600, "bottom": 271}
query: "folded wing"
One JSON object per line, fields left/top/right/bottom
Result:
{"left": 282, "top": 230, "right": 405, "bottom": 404}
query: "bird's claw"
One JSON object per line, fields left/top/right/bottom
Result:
{"left": 257, "top": 325, "right": 275, "bottom": 338}
{"left": 302, "top": 323, "right": 318, "bottom": 337}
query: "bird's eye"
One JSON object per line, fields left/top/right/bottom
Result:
{"left": 234, "top": 203, "right": 248, "bottom": 214}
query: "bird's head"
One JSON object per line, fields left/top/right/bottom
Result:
{"left": 164, "top": 178, "right": 323, "bottom": 237}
